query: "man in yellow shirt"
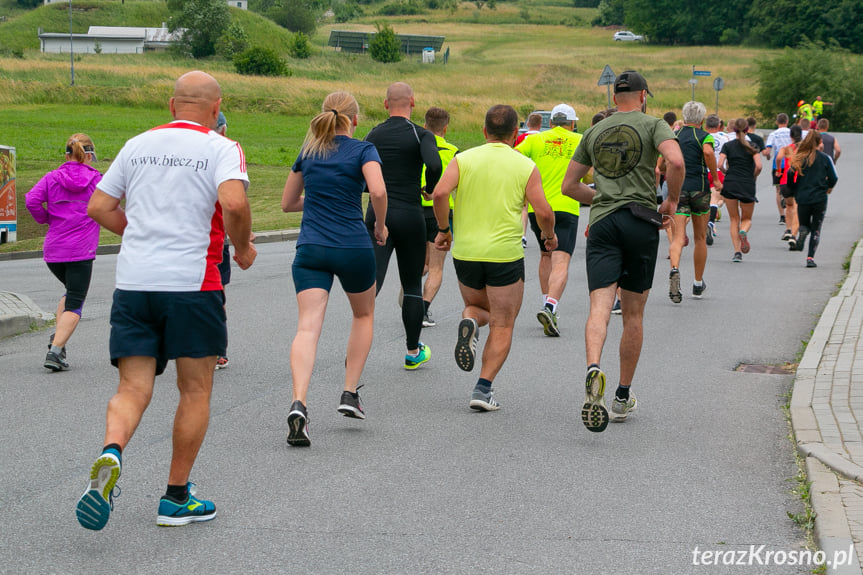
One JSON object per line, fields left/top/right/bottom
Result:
{"left": 516, "top": 103, "right": 582, "bottom": 337}
{"left": 432, "top": 105, "right": 556, "bottom": 411}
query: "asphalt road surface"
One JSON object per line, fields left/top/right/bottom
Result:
{"left": 1, "top": 133, "right": 860, "bottom": 574}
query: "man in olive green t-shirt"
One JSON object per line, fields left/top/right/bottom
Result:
{"left": 562, "top": 70, "right": 684, "bottom": 433}
{"left": 432, "top": 104, "right": 557, "bottom": 412}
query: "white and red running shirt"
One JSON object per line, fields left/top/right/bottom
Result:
{"left": 97, "top": 120, "right": 249, "bottom": 292}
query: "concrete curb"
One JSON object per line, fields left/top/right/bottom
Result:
{"left": 0, "top": 228, "right": 300, "bottom": 261}
{"left": 805, "top": 457, "right": 862, "bottom": 574}
{"left": 0, "top": 291, "right": 53, "bottom": 340}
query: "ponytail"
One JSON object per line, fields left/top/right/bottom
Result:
{"left": 65, "top": 133, "right": 96, "bottom": 164}
{"left": 300, "top": 92, "right": 359, "bottom": 159}
{"left": 732, "top": 118, "right": 757, "bottom": 156}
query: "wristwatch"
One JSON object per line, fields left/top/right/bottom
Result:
{"left": 438, "top": 226, "right": 450, "bottom": 234}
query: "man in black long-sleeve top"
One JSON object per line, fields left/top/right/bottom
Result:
{"left": 365, "top": 82, "right": 442, "bottom": 369}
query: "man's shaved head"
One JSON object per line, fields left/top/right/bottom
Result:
{"left": 171, "top": 71, "right": 222, "bottom": 128}
{"left": 386, "top": 82, "right": 413, "bottom": 104}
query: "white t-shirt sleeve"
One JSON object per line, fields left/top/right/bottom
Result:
{"left": 97, "top": 145, "right": 129, "bottom": 199}
{"left": 213, "top": 139, "right": 249, "bottom": 192}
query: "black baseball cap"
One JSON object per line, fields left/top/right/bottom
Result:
{"left": 614, "top": 70, "right": 653, "bottom": 97}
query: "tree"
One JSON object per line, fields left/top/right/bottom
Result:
{"left": 369, "top": 22, "right": 401, "bottom": 63}
{"left": 15, "top": 0, "right": 41, "bottom": 8}
{"left": 234, "top": 46, "right": 291, "bottom": 76}
{"left": 288, "top": 32, "right": 312, "bottom": 59}
{"left": 625, "top": 0, "right": 748, "bottom": 45}
{"left": 594, "top": 0, "right": 624, "bottom": 26}
{"left": 268, "top": 0, "right": 318, "bottom": 36}
{"left": 216, "top": 21, "right": 250, "bottom": 59}
{"left": 170, "top": 0, "right": 231, "bottom": 58}
{"left": 334, "top": 1, "right": 363, "bottom": 22}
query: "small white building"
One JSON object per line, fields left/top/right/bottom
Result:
{"left": 39, "top": 25, "right": 183, "bottom": 54}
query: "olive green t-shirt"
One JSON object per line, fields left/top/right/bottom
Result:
{"left": 572, "top": 110, "right": 676, "bottom": 226}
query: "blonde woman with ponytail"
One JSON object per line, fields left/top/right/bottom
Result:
{"left": 25, "top": 133, "right": 102, "bottom": 371}
{"left": 281, "top": 91, "right": 388, "bottom": 446}
{"left": 718, "top": 118, "right": 762, "bottom": 262}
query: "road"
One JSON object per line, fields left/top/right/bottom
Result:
{"left": 0, "top": 133, "right": 860, "bottom": 574}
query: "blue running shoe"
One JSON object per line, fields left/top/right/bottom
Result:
{"left": 76, "top": 453, "right": 121, "bottom": 531}
{"left": 404, "top": 343, "right": 431, "bottom": 370}
{"left": 157, "top": 483, "right": 217, "bottom": 526}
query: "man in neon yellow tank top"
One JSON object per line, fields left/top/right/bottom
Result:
{"left": 420, "top": 106, "right": 458, "bottom": 328}
{"left": 432, "top": 104, "right": 557, "bottom": 412}
{"left": 516, "top": 103, "right": 582, "bottom": 337}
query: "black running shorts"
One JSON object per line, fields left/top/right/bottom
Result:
{"left": 585, "top": 209, "right": 659, "bottom": 293}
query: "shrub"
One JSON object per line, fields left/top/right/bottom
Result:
{"left": 719, "top": 28, "right": 740, "bottom": 45}
{"left": 267, "top": 0, "right": 317, "bottom": 36}
{"left": 170, "top": 0, "right": 231, "bottom": 58}
{"left": 233, "top": 46, "right": 291, "bottom": 76}
{"left": 288, "top": 32, "right": 312, "bottom": 59}
{"left": 334, "top": 1, "right": 362, "bottom": 22}
{"left": 377, "top": 1, "right": 424, "bottom": 15}
{"left": 369, "top": 22, "right": 401, "bottom": 63}
{"left": 216, "top": 21, "right": 251, "bottom": 59}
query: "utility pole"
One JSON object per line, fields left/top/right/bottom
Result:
{"left": 68, "top": 0, "right": 74, "bottom": 86}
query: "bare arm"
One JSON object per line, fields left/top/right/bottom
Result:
{"left": 718, "top": 153, "right": 728, "bottom": 174}
{"left": 281, "top": 170, "right": 304, "bottom": 213}
{"left": 525, "top": 167, "right": 557, "bottom": 251}
{"left": 219, "top": 179, "right": 256, "bottom": 270}
{"left": 431, "top": 159, "right": 459, "bottom": 251}
{"left": 362, "top": 161, "right": 388, "bottom": 245}
{"left": 657, "top": 139, "right": 683, "bottom": 228}
{"left": 561, "top": 160, "right": 595, "bottom": 205}
{"left": 753, "top": 152, "right": 763, "bottom": 178}
{"left": 834, "top": 139, "right": 842, "bottom": 163}
{"left": 703, "top": 143, "right": 722, "bottom": 191}
{"left": 87, "top": 189, "right": 127, "bottom": 236}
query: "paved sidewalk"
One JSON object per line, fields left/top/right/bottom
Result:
{"left": 792, "top": 239, "right": 863, "bottom": 574}
{"left": 0, "top": 290, "right": 52, "bottom": 339}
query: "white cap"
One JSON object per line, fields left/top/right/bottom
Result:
{"left": 551, "top": 103, "right": 578, "bottom": 122}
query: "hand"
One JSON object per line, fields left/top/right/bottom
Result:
{"left": 249, "top": 231, "right": 257, "bottom": 243}
{"left": 434, "top": 231, "right": 452, "bottom": 251}
{"left": 542, "top": 233, "right": 558, "bottom": 252}
{"left": 658, "top": 198, "right": 677, "bottom": 229}
{"left": 713, "top": 180, "right": 723, "bottom": 192}
{"left": 233, "top": 243, "right": 257, "bottom": 270}
{"left": 374, "top": 223, "right": 388, "bottom": 246}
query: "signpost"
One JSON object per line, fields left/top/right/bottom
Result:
{"left": 597, "top": 64, "right": 616, "bottom": 108}
{"left": 689, "top": 66, "right": 711, "bottom": 101}
{"left": 689, "top": 78, "right": 697, "bottom": 101}
{"left": 713, "top": 76, "right": 724, "bottom": 114}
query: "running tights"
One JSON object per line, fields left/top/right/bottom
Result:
{"left": 797, "top": 201, "right": 827, "bottom": 258}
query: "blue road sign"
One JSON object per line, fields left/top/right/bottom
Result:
{"left": 693, "top": 70, "right": 711, "bottom": 77}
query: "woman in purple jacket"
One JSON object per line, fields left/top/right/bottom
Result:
{"left": 25, "top": 134, "right": 102, "bottom": 371}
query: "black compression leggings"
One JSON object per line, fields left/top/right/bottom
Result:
{"left": 370, "top": 207, "right": 426, "bottom": 351}
{"left": 797, "top": 201, "right": 827, "bottom": 258}
{"left": 46, "top": 259, "right": 94, "bottom": 315}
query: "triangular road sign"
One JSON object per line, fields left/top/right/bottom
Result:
{"left": 598, "top": 64, "right": 616, "bottom": 86}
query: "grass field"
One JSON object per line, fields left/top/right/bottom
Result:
{"left": 0, "top": 0, "right": 835, "bottom": 253}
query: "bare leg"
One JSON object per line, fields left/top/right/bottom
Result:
{"left": 53, "top": 310, "right": 81, "bottom": 348}
{"left": 725, "top": 199, "right": 742, "bottom": 252}
{"left": 691, "top": 212, "right": 709, "bottom": 281}
{"left": 479, "top": 282, "right": 524, "bottom": 382}
{"left": 290, "top": 288, "right": 329, "bottom": 405}
{"left": 546, "top": 250, "right": 572, "bottom": 302}
{"left": 740, "top": 201, "right": 755, "bottom": 234}
{"left": 538, "top": 252, "right": 551, "bottom": 296}
{"left": 168, "top": 356, "right": 217, "bottom": 486}
{"left": 785, "top": 197, "right": 798, "bottom": 236}
{"left": 585, "top": 284, "right": 617, "bottom": 367}
{"left": 668, "top": 213, "right": 688, "bottom": 270}
{"left": 344, "top": 285, "right": 376, "bottom": 393}
{"left": 103, "top": 356, "right": 157, "bottom": 449}
{"left": 422, "top": 245, "right": 447, "bottom": 304}
{"left": 618, "top": 288, "right": 649, "bottom": 387}
{"left": 458, "top": 282, "right": 490, "bottom": 328}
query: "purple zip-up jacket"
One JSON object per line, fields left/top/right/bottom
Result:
{"left": 25, "top": 161, "right": 102, "bottom": 263}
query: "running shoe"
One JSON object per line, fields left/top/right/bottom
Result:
{"left": 287, "top": 400, "right": 310, "bottom": 446}
{"left": 156, "top": 483, "right": 217, "bottom": 526}
{"left": 455, "top": 318, "right": 479, "bottom": 372}
{"left": 404, "top": 343, "right": 431, "bottom": 370}
{"left": 522, "top": 236, "right": 527, "bottom": 248}
{"left": 787, "top": 238, "right": 797, "bottom": 251}
{"left": 692, "top": 280, "right": 706, "bottom": 299}
{"left": 781, "top": 229, "right": 793, "bottom": 241}
{"left": 76, "top": 452, "right": 121, "bottom": 531}
{"left": 582, "top": 366, "right": 609, "bottom": 433}
{"left": 215, "top": 355, "right": 229, "bottom": 370}
{"left": 44, "top": 350, "right": 69, "bottom": 371}
{"left": 807, "top": 258, "right": 817, "bottom": 268}
{"left": 537, "top": 307, "right": 560, "bottom": 337}
{"left": 705, "top": 223, "right": 714, "bottom": 246}
{"left": 611, "top": 298, "right": 622, "bottom": 315}
{"left": 610, "top": 392, "right": 638, "bottom": 422}
{"left": 796, "top": 230, "right": 809, "bottom": 251}
{"left": 732, "top": 251, "right": 743, "bottom": 263}
{"left": 422, "top": 310, "right": 436, "bottom": 328}
{"left": 469, "top": 387, "right": 500, "bottom": 411}
{"left": 337, "top": 386, "right": 365, "bottom": 420}
{"left": 739, "top": 230, "right": 750, "bottom": 254}
{"left": 48, "top": 333, "right": 66, "bottom": 360}
{"left": 779, "top": 214, "right": 786, "bottom": 225}
{"left": 668, "top": 268, "right": 682, "bottom": 304}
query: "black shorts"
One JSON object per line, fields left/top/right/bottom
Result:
{"left": 292, "top": 244, "right": 376, "bottom": 294}
{"left": 585, "top": 209, "right": 659, "bottom": 293}
{"left": 46, "top": 259, "right": 94, "bottom": 314}
{"left": 529, "top": 211, "right": 578, "bottom": 255}
{"left": 779, "top": 184, "right": 795, "bottom": 199}
{"left": 424, "top": 212, "right": 452, "bottom": 243}
{"left": 453, "top": 258, "right": 525, "bottom": 290}
{"left": 109, "top": 290, "right": 227, "bottom": 376}
{"left": 720, "top": 182, "right": 757, "bottom": 204}
{"left": 772, "top": 171, "right": 781, "bottom": 186}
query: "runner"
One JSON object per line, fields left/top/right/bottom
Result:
{"left": 787, "top": 130, "right": 839, "bottom": 267}
{"left": 666, "top": 101, "right": 721, "bottom": 303}
{"left": 432, "top": 104, "right": 556, "bottom": 411}
{"left": 719, "top": 118, "right": 763, "bottom": 262}
{"left": 774, "top": 125, "right": 803, "bottom": 247}
{"left": 816, "top": 118, "right": 841, "bottom": 163}
{"left": 561, "top": 70, "right": 684, "bottom": 431}
{"left": 80, "top": 71, "right": 256, "bottom": 530}
{"left": 420, "top": 106, "right": 458, "bottom": 328}
{"left": 516, "top": 103, "right": 582, "bottom": 336}
{"left": 365, "top": 82, "right": 442, "bottom": 370}
{"left": 704, "top": 114, "right": 729, "bottom": 241}
{"left": 281, "top": 91, "right": 388, "bottom": 446}
{"left": 762, "top": 113, "right": 792, "bottom": 226}
{"left": 25, "top": 133, "right": 101, "bottom": 371}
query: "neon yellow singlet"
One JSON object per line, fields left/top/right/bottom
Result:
{"left": 451, "top": 142, "right": 536, "bottom": 263}
{"left": 421, "top": 135, "right": 458, "bottom": 209}
{"left": 515, "top": 126, "right": 582, "bottom": 215}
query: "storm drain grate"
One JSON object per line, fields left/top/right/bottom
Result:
{"left": 735, "top": 363, "right": 797, "bottom": 374}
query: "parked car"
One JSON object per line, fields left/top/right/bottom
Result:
{"left": 613, "top": 31, "right": 643, "bottom": 42}
{"left": 517, "top": 111, "right": 552, "bottom": 135}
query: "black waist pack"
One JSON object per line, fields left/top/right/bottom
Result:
{"left": 625, "top": 202, "right": 663, "bottom": 227}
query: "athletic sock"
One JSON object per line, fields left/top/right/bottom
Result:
{"left": 101, "top": 444, "right": 122, "bottom": 465}
{"left": 475, "top": 378, "right": 492, "bottom": 393}
{"left": 423, "top": 300, "right": 431, "bottom": 313}
{"left": 709, "top": 205, "right": 718, "bottom": 222}
{"left": 545, "top": 297, "right": 558, "bottom": 313}
{"left": 588, "top": 363, "right": 600, "bottom": 372}
{"left": 615, "top": 385, "right": 630, "bottom": 401}
{"left": 694, "top": 279, "right": 703, "bottom": 287}
{"left": 165, "top": 484, "right": 189, "bottom": 503}
{"left": 541, "top": 294, "right": 548, "bottom": 308}
{"left": 50, "top": 345, "right": 64, "bottom": 355}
